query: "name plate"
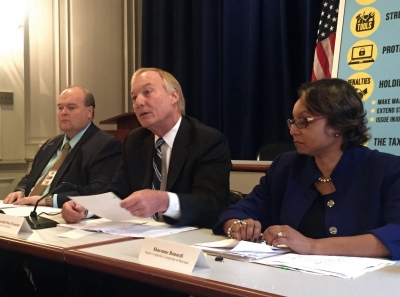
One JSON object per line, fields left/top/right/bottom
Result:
{"left": 0, "top": 214, "right": 33, "bottom": 235}
{"left": 138, "top": 237, "right": 210, "bottom": 273}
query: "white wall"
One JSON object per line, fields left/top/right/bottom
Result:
{"left": 0, "top": 0, "right": 28, "bottom": 197}
{"left": 0, "top": 0, "right": 138, "bottom": 199}
{"left": 230, "top": 171, "right": 263, "bottom": 195}
{"left": 25, "top": 0, "right": 132, "bottom": 158}
{"left": 0, "top": 0, "right": 26, "bottom": 160}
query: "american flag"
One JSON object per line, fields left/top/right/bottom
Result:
{"left": 311, "top": 0, "right": 340, "bottom": 81}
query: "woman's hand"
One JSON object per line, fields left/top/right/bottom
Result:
{"left": 223, "top": 219, "right": 263, "bottom": 242}
{"left": 263, "top": 225, "right": 314, "bottom": 254}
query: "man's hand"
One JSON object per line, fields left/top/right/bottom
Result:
{"left": 62, "top": 200, "right": 87, "bottom": 223}
{"left": 13, "top": 195, "right": 43, "bottom": 206}
{"left": 120, "top": 189, "right": 169, "bottom": 218}
{"left": 3, "top": 191, "right": 25, "bottom": 204}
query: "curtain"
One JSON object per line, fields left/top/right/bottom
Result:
{"left": 141, "top": 0, "right": 323, "bottom": 159}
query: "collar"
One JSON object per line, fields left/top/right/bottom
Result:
{"left": 62, "top": 122, "right": 92, "bottom": 149}
{"left": 154, "top": 116, "right": 182, "bottom": 148}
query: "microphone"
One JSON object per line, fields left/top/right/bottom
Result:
{"left": 25, "top": 182, "right": 77, "bottom": 229}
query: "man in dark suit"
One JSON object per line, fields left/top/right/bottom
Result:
{"left": 3, "top": 86, "right": 122, "bottom": 208}
{"left": 0, "top": 86, "right": 122, "bottom": 297}
{"left": 59, "top": 68, "right": 231, "bottom": 297}
{"left": 62, "top": 68, "right": 231, "bottom": 228}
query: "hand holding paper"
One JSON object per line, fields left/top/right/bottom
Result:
{"left": 68, "top": 192, "right": 143, "bottom": 221}
{"left": 120, "top": 189, "right": 169, "bottom": 218}
{"left": 62, "top": 200, "right": 87, "bottom": 223}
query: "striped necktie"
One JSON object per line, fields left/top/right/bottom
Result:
{"left": 152, "top": 138, "right": 165, "bottom": 190}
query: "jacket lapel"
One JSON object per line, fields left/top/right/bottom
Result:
{"left": 30, "top": 137, "right": 64, "bottom": 183}
{"left": 281, "top": 157, "right": 320, "bottom": 228}
{"left": 166, "top": 117, "right": 190, "bottom": 190}
{"left": 138, "top": 132, "right": 155, "bottom": 189}
{"left": 50, "top": 123, "right": 97, "bottom": 188}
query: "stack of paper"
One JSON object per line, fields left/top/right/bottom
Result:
{"left": 194, "top": 239, "right": 396, "bottom": 278}
{"left": 194, "top": 239, "right": 290, "bottom": 261}
{"left": 58, "top": 218, "right": 197, "bottom": 238}
{"left": 253, "top": 253, "right": 396, "bottom": 278}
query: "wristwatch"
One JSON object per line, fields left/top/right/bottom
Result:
{"left": 45, "top": 195, "right": 53, "bottom": 207}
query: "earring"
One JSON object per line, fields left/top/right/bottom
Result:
{"left": 335, "top": 134, "right": 339, "bottom": 137}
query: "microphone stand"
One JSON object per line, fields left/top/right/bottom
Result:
{"left": 25, "top": 182, "right": 77, "bottom": 229}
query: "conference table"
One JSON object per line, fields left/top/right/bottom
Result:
{"left": 0, "top": 224, "right": 399, "bottom": 297}
{"left": 0, "top": 223, "right": 132, "bottom": 262}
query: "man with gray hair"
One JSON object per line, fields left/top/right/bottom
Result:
{"left": 60, "top": 68, "right": 231, "bottom": 296}
{"left": 63, "top": 68, "right": 231, "bottom": 229}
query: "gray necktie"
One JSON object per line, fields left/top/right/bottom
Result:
{"left": 152, "top": 138, "right": 164, "bottom": 190}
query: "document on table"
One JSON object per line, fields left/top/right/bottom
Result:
{"left": 0, "top": 201, "right": 20, "bottom": 209}
{"left": 0, "top": 204, "right": 60, "bottom": 217}
{"left": 194, "top": 239, "right": 290, "bottom": 261}
{"left": 68, "top": 192, "right": 141, "bottom": 221}
{"left": 253, "top": 253, "right": 397, "bottom": 278}
{"left": 59, "top": 218, "right": 197, "bottom": 238}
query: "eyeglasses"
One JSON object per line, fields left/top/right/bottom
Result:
{"left": 287, "top": 116, "right": 326, "bottom": 129}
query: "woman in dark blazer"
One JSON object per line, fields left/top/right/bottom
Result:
{"left": 213, "top": 78, "right": 400, "bottom": 260}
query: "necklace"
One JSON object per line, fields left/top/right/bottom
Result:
{"left": 318, "top": 177, "right": 332, "bottom": 183}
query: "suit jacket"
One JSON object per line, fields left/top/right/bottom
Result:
{"left": 15, "top": 123, "right": 122, "bottom": 207}
{"left": 106, "top": 116, "right": 231, "bottom": 228}
{"left": 213, "top": 145, "right": 400, "bottom": 260}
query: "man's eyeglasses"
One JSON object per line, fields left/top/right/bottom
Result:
{"left": 287, "top": 116, "right": 326, "bottom": 129}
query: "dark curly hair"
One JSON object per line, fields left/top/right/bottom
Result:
{"left": 298, "top": 78, "right": 370, "bottom": 150}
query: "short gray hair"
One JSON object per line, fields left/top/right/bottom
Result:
{"left": 131, "top": 68, "right": 185, "bottom": 115}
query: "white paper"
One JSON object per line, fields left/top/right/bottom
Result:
{"left": 59, "top": 218, "right": 197, "bottom": 238}
{"left": 69, "top": 192, "right": 144, "bottom": 221}
{"left": 0, "top": 201, "right": 20, "bottom": 209}
{"left": 196, "top": 238, "right": 239, "bottom": 248}
{"left": 195, "top": 239, "right": 289, "bottom": 260}
{"left": 1, "top": 206, "right": 60, "bottom": 217}
{"left": 58, "top": 229, "right": 94, "bottom": 239}
{"left": 254, "top": 253, "right": 396, "bottom": 278}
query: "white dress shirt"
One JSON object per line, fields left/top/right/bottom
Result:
{"left": 155, "top": 117, "right": 182, "bottom": 219}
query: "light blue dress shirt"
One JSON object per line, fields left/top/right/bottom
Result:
{"left": 29, "top": 123, "right": 91, "bottom": 208}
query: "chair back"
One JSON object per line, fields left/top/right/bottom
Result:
{"left": 256, "top": 142, "right": 296, "bottom": 161}
{"left": 229, "top": 190, "right": 243, "bottom": 205}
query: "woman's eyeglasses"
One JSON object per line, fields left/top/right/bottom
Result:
{"left": 287, "top": 116, "right": 326, "bottom": 129}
